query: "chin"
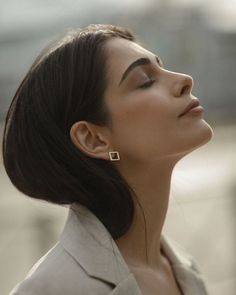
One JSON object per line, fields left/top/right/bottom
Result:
{"left": 185, "top": 119, "right": 214, "bottom": 154}
{"left": 174, "top": 119, "right": 214, "bottom": 160}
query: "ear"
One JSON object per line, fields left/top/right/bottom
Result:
{"left": 70, "top": 121, "right": 111, "bottom": 161}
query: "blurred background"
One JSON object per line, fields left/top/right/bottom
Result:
{"left": 0, "top": 0, "right": 235, "bottom": 294}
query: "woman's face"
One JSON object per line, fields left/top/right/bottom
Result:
{"left": 104, "top": 38, "right": 213, "bottom": 164}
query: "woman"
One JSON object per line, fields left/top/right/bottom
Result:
{"left": 3, "top": 24, "right": 213, "bottom": 294}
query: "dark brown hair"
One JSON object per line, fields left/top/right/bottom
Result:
{"left": 2, "top": 24, "right": 136, "bottom": 239}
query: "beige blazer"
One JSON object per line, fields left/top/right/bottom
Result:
{"left": 10, "top": 204, "right": 208, "bottom": 295}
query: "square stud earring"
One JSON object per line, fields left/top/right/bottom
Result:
{"left": 109, "top": 151, "right": 120, "bottom": 161}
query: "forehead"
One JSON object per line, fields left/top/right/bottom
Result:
{"left": 105, "top": 38, "right": 156, "bottom": 80}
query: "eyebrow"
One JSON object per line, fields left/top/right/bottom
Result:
{"left": 119, "top": 56, "right": 162, "bottom": 86}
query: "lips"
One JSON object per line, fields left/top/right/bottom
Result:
{"left": 178, "top": 99, "right": 200, "bottom": 117}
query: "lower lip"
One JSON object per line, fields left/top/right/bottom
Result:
{"left": 181, "top": 105, "right": 204, "bottom": 117}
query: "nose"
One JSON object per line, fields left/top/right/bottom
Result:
{"left": 172, "top": 73, "right": 194, "bottom": 97}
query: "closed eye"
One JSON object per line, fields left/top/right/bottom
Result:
{"left": 138, "top": 79, "right": 155, "bottom": 89}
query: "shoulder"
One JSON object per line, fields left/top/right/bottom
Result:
{"left": 10, "top": 243, "right": 113, "bottom": 295}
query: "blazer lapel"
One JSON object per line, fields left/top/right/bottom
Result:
{"left": 161, "top": 236, "right": 208, "bottom": 295}
{"left": 60, "top": 204, "right": 136, "bottom": 288}
{"left": 109, "top": 273, "right": 142, "bottom": 295}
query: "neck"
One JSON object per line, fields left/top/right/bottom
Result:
{"left": 115, "top": 159, "right": 176, "bottom": 270}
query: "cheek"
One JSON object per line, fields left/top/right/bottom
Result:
{"left": 109, "top": 97, "right": 175, "bottom": 157}
{"left": 108, "top": 98, "right": 213, "bottom": 161}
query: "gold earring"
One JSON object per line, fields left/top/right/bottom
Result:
{"left": 109, "top": 151, "right": 120, "bottom": 161}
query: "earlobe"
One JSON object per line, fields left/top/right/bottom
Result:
{"left": 69, "top": 121, "right": 111, "bottom": 160}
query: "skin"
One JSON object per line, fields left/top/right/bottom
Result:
{"left": 70, "top": 37, "right": 213, "bottom": 294}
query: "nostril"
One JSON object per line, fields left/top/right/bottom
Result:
{"left": 180, "top": 84, "right": 190, "bottom": 96}
{"left": 174, "top": 74, "right": 193, "bottom": 97}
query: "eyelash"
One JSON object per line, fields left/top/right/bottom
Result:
{"left": 138, "top": 79, "right": 156, "bottom": 89}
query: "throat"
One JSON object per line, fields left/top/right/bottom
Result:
{"left": 115, "top": 208, "right": 164, "bottom": 268}
{"left": 129, "top": 253, "right": 183, "bottom": 295}
{"left": 115, "top": 193, "right": 169, "bottom": 268}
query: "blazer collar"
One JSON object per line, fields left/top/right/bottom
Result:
{"left": 60, "top": 204, "right": 206, "bottom": 294}
{"left": 161, "top": 235, "right": 193, "bottom": 268}
{"left": 60, "top": 203, "right": 131, "bottom": 286}
{"left": 161, "top": 236, "right": 208, "bottom": 294}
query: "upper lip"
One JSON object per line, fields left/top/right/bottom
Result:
{"left": 178, "top": 99, "right": 200, "bottom": 117}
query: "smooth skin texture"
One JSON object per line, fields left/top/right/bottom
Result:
{"left": 70, "top": 37, "right": 213, "bottom": 295}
